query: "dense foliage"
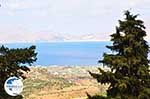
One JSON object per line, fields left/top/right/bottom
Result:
{"left": 89, "top": 11, "right": 150, "bottom": 99}
{"left": 0, "top": 45, "right": 37, "bottom": 99}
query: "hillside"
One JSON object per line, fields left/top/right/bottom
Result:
{"left": 22, "top": 66, "right": 109, "bottom": 99}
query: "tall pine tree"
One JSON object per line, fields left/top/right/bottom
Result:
{"left": 0, "top": 45, "right": 37, "bottom": 99}
{"left": 88, "top": 11, "right": 150, "bottom": 99}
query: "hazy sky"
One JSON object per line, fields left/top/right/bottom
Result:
{"left": 0, "top": 0, "right": 150, "bottom": 43}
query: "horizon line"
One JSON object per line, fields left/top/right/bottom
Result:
{"left": 0, "top": 40, "right": 111, "bottom": 44}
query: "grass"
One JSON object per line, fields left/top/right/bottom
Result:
{"left": 21, "top": 66, "right": 108, "bottom": 99}
{"left": 22, "top": 77, "right": 73, "bottom": 98}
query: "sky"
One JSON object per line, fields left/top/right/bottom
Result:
{"left": 0, "top": 0, "right": 150, "bottom": 43}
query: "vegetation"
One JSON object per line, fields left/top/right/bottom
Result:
{"left": 89, "top": 11, "right": 150, "bottom": 99}
{"left": 0, "top": 45, "right": 37, "bottom": 99}
{"left": 22, "top": 66, "right": 105, "bottom": 99}
{"left": 22, "top": 77, "right": 73, "bottom": 98}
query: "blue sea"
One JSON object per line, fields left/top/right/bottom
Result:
{"left": 3, "top": 41, "right": 111, "bottom": 66}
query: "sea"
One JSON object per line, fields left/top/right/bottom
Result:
{"left": 2, "top": 41, "right": 111, "bottom": 66}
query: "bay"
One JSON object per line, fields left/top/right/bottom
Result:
{"left": 2, "top": 41, "right": 111, "bottom": 66}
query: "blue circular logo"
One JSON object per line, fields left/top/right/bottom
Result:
{"left": 4, "top": 76, "right": 23, "bottom": 96}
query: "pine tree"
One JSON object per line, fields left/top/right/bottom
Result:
{"left": 88, "top": 11, "right": 150, "bottom": 99}
{"left": 0, "top": 45, "right": 37, "bottom": 99}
